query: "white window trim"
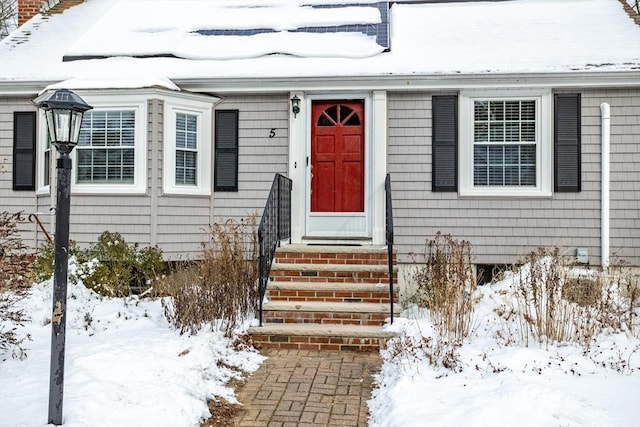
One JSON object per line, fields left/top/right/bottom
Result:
{"left": 36, "top": 111, "right": 51, "bottom": 194}
{"left": 162, "top": 99, "right": 212, "bottom": 195}
{"left": 459, "top": 89, "right": 552, "bottom": 198}
{"left": 68, "top": 93, "right": 148, "bottom": 194}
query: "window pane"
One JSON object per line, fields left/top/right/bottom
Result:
{"left": 474, "top": 101, "right": 488, "bottom": 121}
{"left": 521, "top": 165, "right": 536, "bottom": 185}
{"left": 521, "top": 122, "right": 536, "bottom": 141}
{"left": 123, "top": 167, "right": 134, "bottom": 180}
{"left": 93, "top": 166, "right": 106, "bottom": 181}
{"left": 185, "top": 168, "right": 196, "bottom": 185}
{"left": 488, "top": 145, "right": 504, "bottom": 164}
{"left": 474, "top": 123, "right": 488, "bottom": 142}
{"left": 474, "top": 165, "right": 487, "bottom": 186}
{"left": 504, "top": 145, "right": 519, "bottom": 164}
{"left": 186, "top": 115, "right": 197, "bottom": 133}
{"left": 490, "top": 102, "right": 504, "bottom": 121}
{"left": 505, "top": 122, "right": 519, "bottom": 142}
{"left": 176, "top": 113, "right": 197, "bottom": 150}
{"left": 474, "top": 145, "right": 488, "bottom": 164}
{"left": 94, "top": 149, "right": 106, "bottom": 166}
{"left": 107, "top": 150, "right": 121, "bottom": 166}
{"left": 92, "top": 130, "right": 106, "bottom": 146}
{"left": 504, "top": 166, "right": 520, "bottom": 185}
{"left": 504, "top": 101, "right": 520, "bottom": 120}
{"left": 489, "top": 123, "right": 504, "bottom": 142}
{"left": 186, "top": 133, "right": 197, "bottom": 150}
{"left": 521, "top": 145, "right": 536, "bottom": 164}
{"left": 521, "top": 101, "right": 535, "bottom": 120}
{"left": 106, "top": 130, "right": 120, "bottom": 146}
{"left": 176, "top": 113, "right": 185, "bottom": 131}
{"left": 78, "top": 128, "right": 91, "bottom": 146}
{"left": 185, "top": 151, "right": 197, "bottom": 168}
{"left": 488, "top": 166, "right": 504, "bottom": 185}
{"left": 176, "top": 132, "right": 186, "bottom": 148}
{"left": 175, "top": 149, "right": 197, "bottom": 185}
{"left": 44, "top": 150, "right": 50, "bottom": 186}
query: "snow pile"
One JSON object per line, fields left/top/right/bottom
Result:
{"left": 0, "top": 275, "right": 264, "bottom": 427}
{"left": 370, "top": 268, "right": 640, "bottom": 427}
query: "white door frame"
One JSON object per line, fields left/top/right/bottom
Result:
{"left": 288, "top": 91, "right": 387, "bottom": 245}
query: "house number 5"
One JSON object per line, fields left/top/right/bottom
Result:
{"left": 269, "top": 129, "right": 276, "bottom": 138}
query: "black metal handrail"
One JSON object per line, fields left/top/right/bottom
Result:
{"left": 385, "top": 173, "right": 395, "bottom": 324}
{"left": 257, "top": 173, "right": 292, "bottom": 326}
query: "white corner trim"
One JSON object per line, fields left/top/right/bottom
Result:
{"left": 372, "top": 90, "right": 387, "bottom": 245}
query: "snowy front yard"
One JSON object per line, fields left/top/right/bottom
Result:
{"left": 1, "top": 261, "right": 639, "bottom": 426}
{"left": 369, "top": 266, "right": 640, "bottom": 427}
{"left": 0, "top": 280, "right": 264, "bottom": 427}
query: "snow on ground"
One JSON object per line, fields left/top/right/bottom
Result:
{"left": 0, "top": 277, "right": 264, "bottom": 427}
{"left": 2, "top": 262, "right": 639, "bottom": 427}
{"left": 369, "top": 270, "right": 640, "bottom": 427}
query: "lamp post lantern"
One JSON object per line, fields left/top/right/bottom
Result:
{"left": 37, "top": 89, "right": 92, "bottom": 426}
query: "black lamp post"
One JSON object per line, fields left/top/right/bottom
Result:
{"left": 37, "top": 89, "right": 92, "bottom": 426}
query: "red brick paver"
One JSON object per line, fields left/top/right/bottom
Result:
{"left": 233, "top": 349, "right": 381, "bottom": 426}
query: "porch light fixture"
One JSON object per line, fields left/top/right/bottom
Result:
{"left": 36, "top": 89, "right": 92, "bottom": 426}
{"left": 291, "top": 95, "right": 301, "bottom": 118}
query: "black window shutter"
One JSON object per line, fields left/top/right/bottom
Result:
{"left": 554, "top": 94, "right": 581, "bottom": 192}
{"left": 432, "top": 95, "right": 458, "bottom": 192}
{"left": 214, "top": 110, "right": 239, "bottom": 192}
{"left": 13, "top": 112, "right": 36, "bottom": 191}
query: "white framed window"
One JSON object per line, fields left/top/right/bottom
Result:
{"left": 459, "top": 89, "right": 551, "bottom": 197}
{"left": 175, "top": 113, "right": 198, "bottom": 185}
{"left": 76, "top": 110, "right": 136, "bottom": 184}
{"left": 163, "top": 99, "right": 212, "bottom": 195}
{"left": 68, "top": 94, "right": 147, "bottom": 194}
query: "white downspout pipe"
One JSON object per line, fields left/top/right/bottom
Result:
{"left": 600, "top": 103, "right": 610, "bottom": 268}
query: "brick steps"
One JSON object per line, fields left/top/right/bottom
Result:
{"left": 270, "top": 262, "right": 392, "bottom": 284}
{"left": 250, "top": 244, "right": 398, "bottom": 352}
{"left": 262, "top": 301, "right": 400, "bottom": 326}
{"left": 267, "top": 281, "right": 397, "bottom": 303}
{"left": 247, "top": 324, "right": 396, "bottom": 352}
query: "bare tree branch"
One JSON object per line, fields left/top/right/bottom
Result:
{"left": 0, "top": 0, "right": 17, "bottom": 38}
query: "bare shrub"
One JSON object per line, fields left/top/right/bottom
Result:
{"left": 0, "top": 291, "right": 30, "bottom": 360}
{"left": 411, "top": 232, "right": 476, "bottom": 341}
{"left": 603, "top": 261, "right": 640, "bottom": 337}
{"left": 385, "top": 330, "right": 462, "bottom": 372}
{"left": 0, "top": 211, "right": 32, "bottom": 358}
{"left": 511, "top": 248, "right": 640, "bottom": 351}
{"left": 0, "top": 212, "right": 33, "bottom": 290}
{"left": 163, "top": 217, "right": 258, "bottom": 338}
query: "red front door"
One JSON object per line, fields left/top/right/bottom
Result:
{"left": 311, "top": 101, "right": 365, "bottom": 213}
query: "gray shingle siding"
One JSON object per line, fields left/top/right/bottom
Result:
{"left": 0, "top": 97, "right": 43, "bottom": 249}
{"left": 388, "top": 89, "right": 639, "bottom": 266}
{"left": 212, "top": 94, "right": 289, "bottom": 224}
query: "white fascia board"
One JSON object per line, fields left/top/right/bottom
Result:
{"left": 174, "top": 71, "right": 640, "bottom": 94}
{"left": 2, "top": 70, "right": 639, "bottom": 97}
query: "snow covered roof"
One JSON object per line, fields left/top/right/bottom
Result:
{"left": 0, "top": 0, "right": 639, "bottom": 91}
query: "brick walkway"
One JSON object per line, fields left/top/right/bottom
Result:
{"left": 233, "top": 349, "right": 381, "bottom": 426}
